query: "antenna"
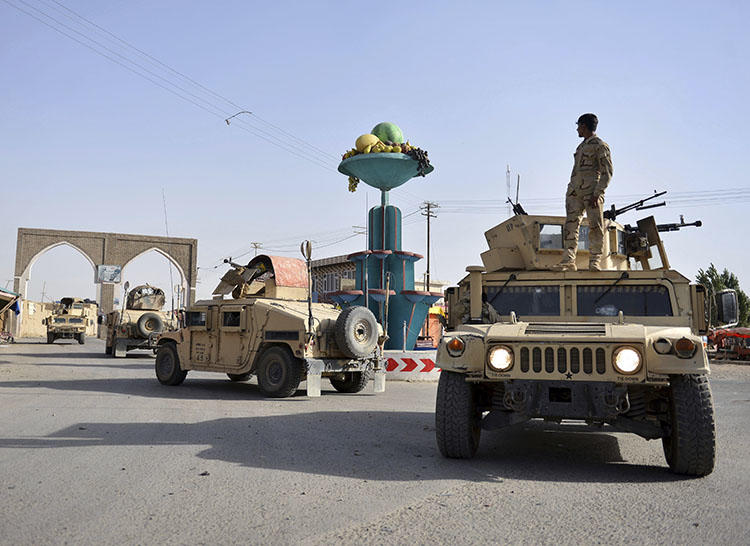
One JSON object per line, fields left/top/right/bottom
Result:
{"left": 162, "top": 188, "right": 175, "bottom": 314}
{"left": 506, "top": 165, "right": 511, "bottom": 216}
{"left": 515, "top": 174, "right": 520, "bottom": 204}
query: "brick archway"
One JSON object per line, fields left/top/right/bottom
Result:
{"left": 14, "top": 228, "right": 197, "bottom": 334}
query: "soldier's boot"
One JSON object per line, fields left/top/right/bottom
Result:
{"left": 551, "top": 260, "right": 577, "bottom": 272}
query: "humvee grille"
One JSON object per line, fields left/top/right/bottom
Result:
{"left": 518, "top": 345, "right": 608, "bottom": 376}
{"left": 524, "top": 323, "right": 606, "bottom": 335}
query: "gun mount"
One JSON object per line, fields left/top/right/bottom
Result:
{"left": 213, "top": 255, "right": 308, "bottom": 300}
{"left": 481, "top": 191, "right": 702, "bottom": 272}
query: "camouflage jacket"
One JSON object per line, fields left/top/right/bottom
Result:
{"left": 568, "top": 134, "right": 613, "bottom": 197}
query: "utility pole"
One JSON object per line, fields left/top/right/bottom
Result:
{"left": 420, "top": 201, "right": 439, "bottom": 291}
{"left": 250, "top": 242, "right": 263, "bottom": 256}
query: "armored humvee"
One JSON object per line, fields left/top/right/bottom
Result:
{"left": 105, "top": 284, "right": 178, "bottom": 357}
{"left": 44, "top": 297, "right": 90, "bottom": 344}
{"left": 154, "top": 254, "right": 386, "bottom": 398}
{"left": 435, "top": 200, "right": 737, "bottom": 476}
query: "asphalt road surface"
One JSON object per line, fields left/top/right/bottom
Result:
{"left": 1, "top": 338, "right": 749, "bottom": 545}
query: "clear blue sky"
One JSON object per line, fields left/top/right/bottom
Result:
{"left": 1, "top": 0, "right": 748, "bottom": 305}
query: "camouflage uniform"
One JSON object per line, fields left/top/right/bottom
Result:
{"left": 562, "top": 134, "right": 613, "bottom": 268}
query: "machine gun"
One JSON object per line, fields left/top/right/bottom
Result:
{"left": 621, "top": 214, "right": 702, "bottom": 270}
{"left": 506, "top": 197, "right": 528, "bottom": 216}
{"left": 213, "top": 258, "right": 268, "bottom": 296}
{"left": 603, "top": 190, "right": 667, "bottom": 221}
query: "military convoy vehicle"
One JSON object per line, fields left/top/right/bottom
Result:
{"left": 105, "top": 284, "right": 178, "bottom": 358}
{"left": 435, "top": 194, "right": 738, "bottom": 476}
{"left": 154, "top": 253, "right": 386, "bottom": 398}
{"left": 44, "top": 297, "right": 90, "bottom": 344}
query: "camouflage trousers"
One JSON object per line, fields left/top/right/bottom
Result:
{"left": 563, "top": 192, "right": 604, "bottom": 265}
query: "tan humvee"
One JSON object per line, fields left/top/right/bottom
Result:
{"left": 105, "top": 284, "right": 178, "bottom": 357}
{"left": 44, "top": 297, "right": 91, "bottom": 344}
{"left": 436, "top": 210, "right": 737, "bottom": 477}
{"left": 154, "top": 254, "right": 386, "bottom": 398}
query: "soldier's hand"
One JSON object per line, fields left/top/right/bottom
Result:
{"left": 589, "top": 194, "right": 602, "bottom": 207}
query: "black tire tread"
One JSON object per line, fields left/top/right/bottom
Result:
{"left": 663, "top": 374, "right": 716, "bottom": 476}
{"left": 330, "top": 371, "right": 370, "bottom": 393}
{"left": 435, "top": 371, "right": 481, "bottom": 459}
{"left": 155, "top": 343, "right": 187, "bottom": 386}
{"left": 257, "top": 346, "right": 304, "bottom": 398}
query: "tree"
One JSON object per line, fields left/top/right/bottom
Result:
{"left": 696, "top": 264, "right": 749, "bottom": 327}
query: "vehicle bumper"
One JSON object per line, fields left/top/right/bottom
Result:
{"left": 305, "top": 356, "right": 386, "bottom": 397}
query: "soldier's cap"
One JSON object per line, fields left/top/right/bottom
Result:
{"left": 577, "top": 113, "right": 598, "bottom": 131}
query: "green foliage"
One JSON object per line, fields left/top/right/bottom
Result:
{"left": 696, "top": 263, "right": 749, "bottom": 326}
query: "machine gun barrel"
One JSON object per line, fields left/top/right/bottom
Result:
{"left": 506, "top": 197, "right": 528, "bottom": 216}
{"left": 604, "top": 190, "right": 667, "bottom": 221}
{"left": 657, "top": 219, "right": 702, "bottom": 232}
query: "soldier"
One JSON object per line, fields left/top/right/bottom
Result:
{"left": 552, "top": 113, "right": 613, "bottom": 271}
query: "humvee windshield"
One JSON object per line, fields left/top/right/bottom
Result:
{"left": 486, "top": 286, "right": 560, "bottom": 316}
{"left": 486, "top": 283, "right": 673, "bottom": 318}
{"left": 577, "top": 285, "right": 672, "bottom": 317}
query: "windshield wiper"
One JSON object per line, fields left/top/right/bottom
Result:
{"left": 594, "top": 272, "right": 629, "bottom": 304}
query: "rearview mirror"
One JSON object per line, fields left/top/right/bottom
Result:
{"left": 716, "top": 289, "right": 739, "bottom": 328}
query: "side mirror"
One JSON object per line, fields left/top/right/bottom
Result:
{"left": 716, "top": 289, "right": 739, "bottom": 327}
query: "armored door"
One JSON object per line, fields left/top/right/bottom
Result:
{"left": 217, "top": 305, "right": 245, "bottom": 369}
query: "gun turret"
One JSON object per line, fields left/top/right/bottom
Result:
{"left": 604, "top": 190, "right": 667, "bottom": 221}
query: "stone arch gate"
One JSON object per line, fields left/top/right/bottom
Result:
{"left": 13, "top": 228, "right": 197, "bottom": 335}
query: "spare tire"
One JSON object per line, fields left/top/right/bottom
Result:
{"left": 335, "top": 306, "right": 378, "bottom": 359}
{"left": 137, "top": 312, "right": 164, "bottom": 338}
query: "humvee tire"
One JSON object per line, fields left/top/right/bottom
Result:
{"left": 436, "top": 371, "right": 481, "bottom": 459}
{"left": 227, "top": 372, "right": 252, "bottom": 382}
{"left": 47, "top": 333, "right": 54, "bottom": 344}
{"left": 662, "top": 374, "right": 716, "bottom": 476}
{"left": 256, "top": 346, "right": 303, "bottom": 398}
{"left": 334, "top": 306, "right": 378, "bottom": 359}
{"left": 77, "top": 333, "right": 85, "bottom": 345}
{"left": 155, "top": 343, "right": 187, "bottom": 386}
{"left": 330, "top": 371, "right": 370, "bottom": 393}
{"left": 105, "top": 343, "right": 112, "bottom": 355}
{"left": 137, "top": 312, "right": 164, "bottom": 338}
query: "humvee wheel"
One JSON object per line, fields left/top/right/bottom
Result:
{"left": 330, "top": 371, "right": 370, "bottom": 394}
{"left": 155, "top": 343, "right": 187, "bottom": 386}
{"left": 662, "top": 374, "right": 716, "bottom": 476}
{"left": 227, "top": 372, "right": 252, "bottom": 382}
{"left": 46, "top": 333, "right": 54, "bottom": 344}
{"left": 436, "top": 371, "right": 481, "bottom": 459}
{"left": 335, "top": 306, "right": 378, "bottom": 359}
{"left": 77, "top": 333, "right": 85, "bottom": 345}
{"left": 105, "top": 343, "right": 112, "bottom": 355}
{"left": 137, "top": 312, "right": 164, "bottom": 338}
{"left": 256, "top": 347, "right": 303, "bottom": 398}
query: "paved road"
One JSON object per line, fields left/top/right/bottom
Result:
{"left": 1, "top": 339, "right": 748, "bottom": 545}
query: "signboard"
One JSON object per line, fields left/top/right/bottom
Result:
{"left": 96, "top": 265, "right": 122, "bottom": 284}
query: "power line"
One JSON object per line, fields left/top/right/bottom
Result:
{"left": 3, "top": 0, "right": 339, "bottom": 171}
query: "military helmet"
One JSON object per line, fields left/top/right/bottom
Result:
{"left": 577, "top": 113, "right": 598, "bottom": 131}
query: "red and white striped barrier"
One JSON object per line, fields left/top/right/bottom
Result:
{"left": 383, "top": 350, "right": 440, "bottom": 381}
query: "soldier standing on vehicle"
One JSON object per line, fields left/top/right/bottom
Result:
{"left": 552, "top": 113, "right": 613, "bottom": 271}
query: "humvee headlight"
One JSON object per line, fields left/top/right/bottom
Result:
{"left": 653, "top": 338, "right": 672, "bottom": 355}
{"left": 674, "top": 337, "right": 697, "bottom": 359}
{"left": 488, "top": 345, "right": 514, "bottom": 372}
{"left": 446, "top": 337, "right": 465, "bottom": 357}
{"left": 613, "top": 346, "right": 641, "bottom": 374}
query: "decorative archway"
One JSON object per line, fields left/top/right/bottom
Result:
{"left": 13, "top": 228, "right": 197, "bottom": 335}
